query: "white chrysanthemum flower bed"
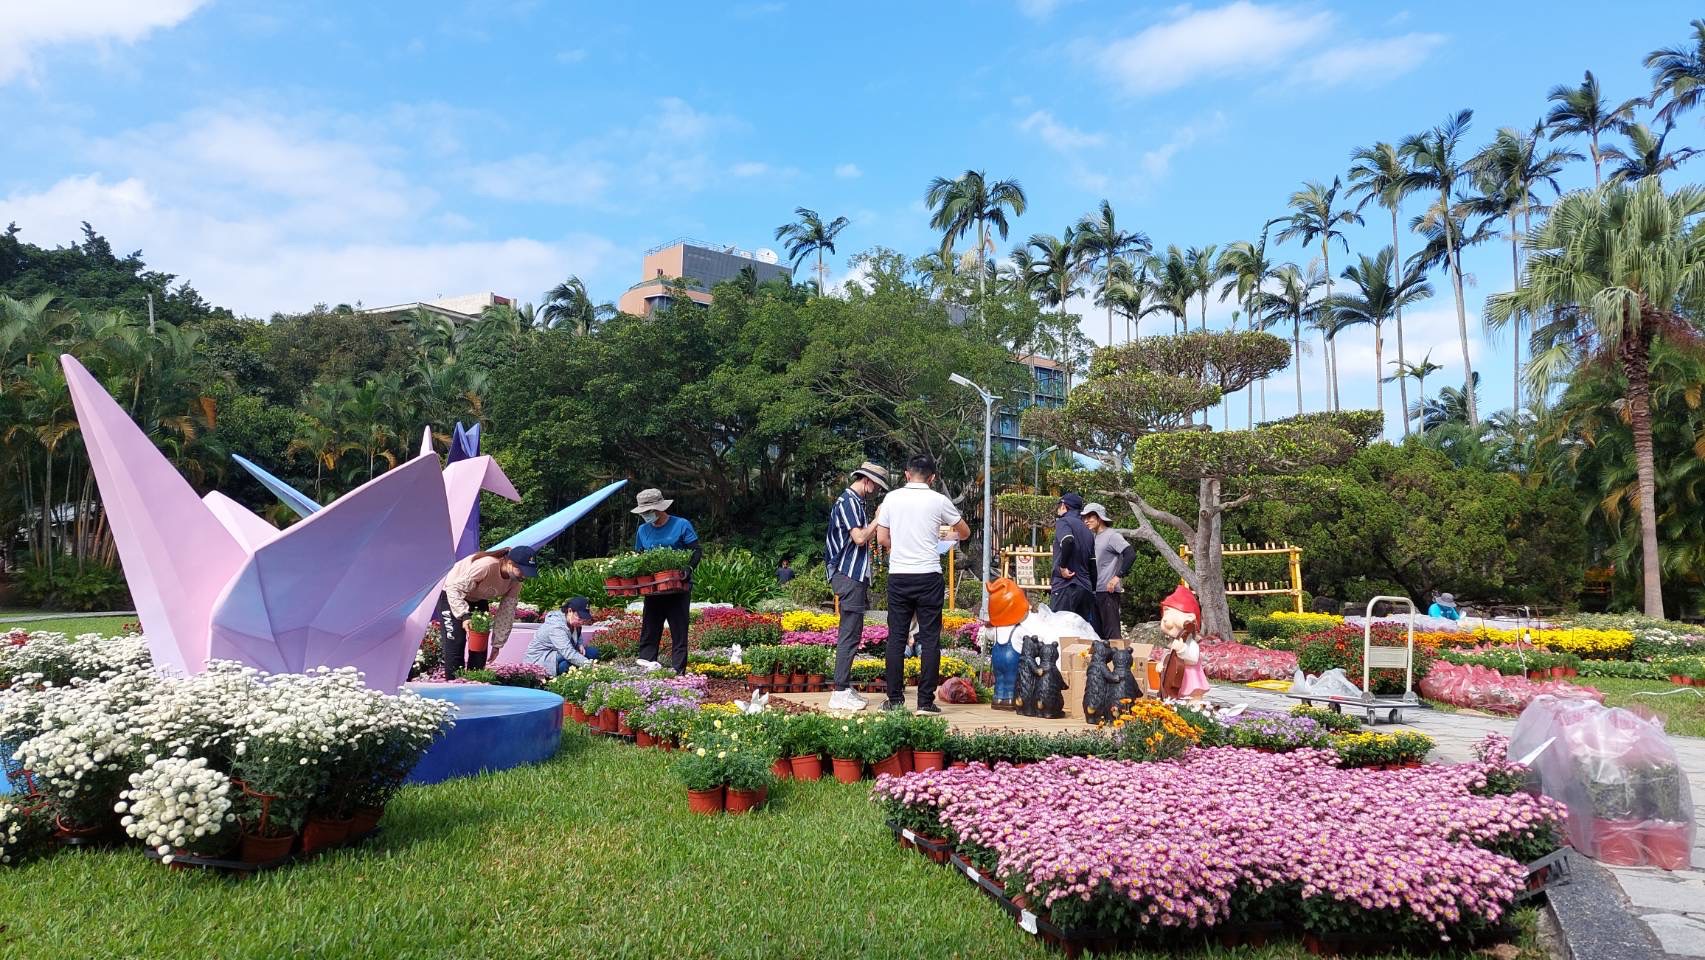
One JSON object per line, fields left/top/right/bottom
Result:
{"left": 117, "top": 756, "right": 235, "bottom": 861}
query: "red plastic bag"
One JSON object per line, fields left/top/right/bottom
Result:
{"left": 938, "top": 676, "right": 979, "bottom": 704}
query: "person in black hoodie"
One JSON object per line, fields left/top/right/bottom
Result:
{"left": 1050, "top": 493, "right": 1100, "bottom": 627}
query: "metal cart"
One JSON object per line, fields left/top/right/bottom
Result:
{"left": 1286, "top": 595, "right": 1421, "bottom": 724}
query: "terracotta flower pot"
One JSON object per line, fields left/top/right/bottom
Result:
{"left": 770, "top": 757, "right": 793, "bottom": 779}
{"left": 635, "top": 730, "right": 658, "bottom": 748}
{"left": 301, "top": 815, "right": 353, "bottom": 854}
{"left": 617, "top": 711, "right": 633, "bottom": 736}
{"left": 790, "top": 754, "right": 823, "bottom": 780}
{"left": 949, "top": 760, "right": 970, "bottom": 769}
{"left": 807, "top": 673, "right": 825, "bottom": 691}
{"left": 1672, "top": 675, "right": 1688, "bottom": 685}
{"left": 726, "top": 786, "right": 768, "bottom": 813}
{"left": 240, "top": 830, "right": 296, "bottom": 864}
{"left": 598, "top": 708, "right": 619, "bottom": 732}
{"left": 686, "top": 786, "right": 725, "bottom": 815}
{"left": 914, "top": 750, "right": 946, "bottom": 772}
{"left": 789, "top": 671, "right": 806, "bottom": 691}
{"left": 465, "top": 629, "right": 490, "bottom": 654}
{"left": 898, "top": 746, "right": 915, "bottom": 774}
{"left": 348, "top": 805, "right": 383, "bottom": 836}
{"left": 1593, "top": 817, "right": 1644, "bottom": 865}
{"left": 1644, "top": 821, "right": 1694, "bottom": 870}
{"left": 747, "top": 674, "right": 768, "bottom": 691}
{"left": 52, "top": 815, "right": 111, "bottom": 843}
{"left": 1550, "top": 666, "right": 1566, "bottom": 678}
{"left": 871, "top": 753, "right": 905, "bottom": 779}
{"left": 660, "top": 739, "right": 676, "bottom": 753}
{"left": 831, "top": 757, "right": 863, "bottom": 784}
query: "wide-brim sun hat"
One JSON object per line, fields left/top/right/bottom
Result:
{"left": 1080, "top": 502, "right": 1112, "bottom": 523}
{"left": 631, "top": 488, "right": 673, "bottom": 514}
{"left": 850, "top": 461, "right": 890, "bottom": 491}
{"left": 1437, "top": 593, "right": 1456, "bottom": 606}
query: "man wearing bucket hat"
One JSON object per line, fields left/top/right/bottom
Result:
{"left": 1080, "top": 502, "right": 1137, "bottom": 641}
{"left": 825, "top": 461, "right": 889, "bottom": 711}
{"left": 1428, "top": 592, "right": 1461, "bottom": 622}
{"left": 631, "top": 488, "right": 702, "bottom": 674}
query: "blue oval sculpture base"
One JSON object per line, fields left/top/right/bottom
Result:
{"left": 405, "top": 683, "right": 564, "bottom": 785}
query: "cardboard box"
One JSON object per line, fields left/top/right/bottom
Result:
{"left": 1060, "top": 641, "right": 1092, "bottom": 721}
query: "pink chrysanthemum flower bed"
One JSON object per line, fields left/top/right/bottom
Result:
{"left": 873, "top": 746, "right": 1563, "bottom": 946}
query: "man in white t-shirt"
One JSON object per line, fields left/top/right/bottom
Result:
{"left": 876, "top": 454, "right": 971, "bottom": 714}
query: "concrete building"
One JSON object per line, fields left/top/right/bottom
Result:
{"left": 362, "top": 291, "right": 515, "bottom": 324}
{"left": 616, "top": 239, "right": 792, "bottom": 316}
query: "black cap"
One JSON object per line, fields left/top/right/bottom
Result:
{"left": 1059, "top": 493, "right": 1084, "bottom": 510}
{"left": 506, "top": 545, "right": 539, "bottom": 578}
{"left": 564, "top": 596, "right": 593, "bottom": 619}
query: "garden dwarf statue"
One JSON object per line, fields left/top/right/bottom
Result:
{"left": 1157, "top": 584, "right": 1210, "bottom": 700}
{"left": 1081, "top": 639, "right": 1116, "bottom": 725}
{"left": 1111, "top": 647, "right": 1141, "bottom": 707}
{"left": 1015, "top": 635, "right": 1042, "bottom": 717}
{"left": 1036, "top": 641, "right": 1067, "bottom": 719}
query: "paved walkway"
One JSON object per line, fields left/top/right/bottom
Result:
{"left": 782, "top": 681, "right": 1705, "bottom": 958}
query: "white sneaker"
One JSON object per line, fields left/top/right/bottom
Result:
{"left": 828, "top": 689, "right": 868, "bottom": 711}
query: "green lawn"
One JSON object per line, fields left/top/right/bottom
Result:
{"left": 1575, "top": 676, "right": 1705, "bottom": 738}
{"left": 0, "top": 614, "right": 135, "bottom": 636}
{"left": 0, "top": 728, "right": 1545, "bottom": 960}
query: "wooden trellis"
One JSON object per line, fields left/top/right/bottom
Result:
{"left": 1178, "top": 541, "right": 1305, "bottom": 614}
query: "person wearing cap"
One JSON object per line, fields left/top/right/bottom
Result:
{"left": 825, "top": 461, "right": 889, "bottom": 711}
{"left": 437, "top": 545, "right": 539, "bottom": 677}
{"left": 876, "top": 454, "right": 971, "bottom": 715}
{"left": 1428, "top": 592, "right": 1461, "bottom": 621}
{"left": 631, "top": 488, "right": 703, "bottom": 674}
{"left": 1050, "top": 493, "right": 1100, "bottom": 628}
{"left": 525, "top": 597, "right": 596, "bottom": 675}
{"left": 1080, "top": 503, "right": 1137, "bottom": 641}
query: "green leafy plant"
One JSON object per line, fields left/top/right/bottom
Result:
{"left": 638, "top": 548, "right": 695, "bottom": 577}
{"left": 1290, "top": 703, "right": 1361, "bottom": 733}
{"left": 605, "top": 554, "right": 644, "bottom": 579}
{"left": 672, "top": 748, "right": 726, "bottom": 791}
{"left": 691, "top": 549, "right": 783, "bottom": 607}
{"left": 466, "top": 610, "right": 494, "bottom": 633}
{"left": 722, "top": 749, "right": 775, "bottom": 792}
{"left": 906, "top": 714, "right": 949, "bottom": 752}
{"left": 781, "top": 713, "right": 827, "bottom": 757}
{"left": 457, "top": 668, "right": 497, "bottom": 683}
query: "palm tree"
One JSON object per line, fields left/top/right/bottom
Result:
{"left": 1256, "top": 263, "right": 1324, "bottom": 416}
{"left": 1486, "top": 179, "right": 1705, "bottom": 618}
{"left": 1402, "top": 110, "right": 1479, "bottom": 425}
{"left": 1219, "top": 221, "right": 1283, "bottom": 426}
{"left": 1645, "top": 19, "right": 1705, "bottom": 126}
{"left": 540, "top": 276, "right": 607, "bottom": 334}
{"left": 1099, "top": 256, "right": 1152, "bottom": 342}
{"left": 1543, "top": 71, "right": 1640, "bottom": 186}
{"left": 1143, "top": 246, "right": 1194, "bottom": 335}
{"left": 1017, "top": 229, "right": 1086, "bottom": 390}
{"left": 1601, "top": 121, "right": 1700, "bottom": 184}
{"left": 1277, "top": 179, "right": 1362, "bottom": 411}
{"left": 1384, "top": 353, "right": 1444, "bottom": 434}
{"left": 924, "top": 170, "right": 1028, "bottom": 314}
{"left": 1183, "top": 244, "right": 1222, "bottom": 333}
{"left": 773, "top": 207, "right": 850, "bottom": 297}
{"left": 1346, "top": 141, "right": 1421, "bottom": 434}
{"left": 1467, "top": 124, "right": 1577, "bottom": 416}
{"left": 1412, "top": 373, "right": 1481, "bottom": 432}
{"left": 1328, "top": 248, "right": 1434, "bottom": 426}
{"left": 1074, "top": 200, "right": 1150, "bottom": 345}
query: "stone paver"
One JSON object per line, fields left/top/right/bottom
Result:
{"left": 1617, "top": 870, "right": 1705, "bottom": 914}
{"left": 1643, "top": 915, "right": 1705, "bottom": 958}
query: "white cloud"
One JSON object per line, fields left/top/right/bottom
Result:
{"left": 1289, "top": 32, "right": 1445, "bottom": 88}
{"left": 0, "top": 0, "right": 210, "bottom": 84}
{"left": 465, "top": 152, "right": 609, "bottom": 205}
{"left": 1140, "top": 111, "right": 1227, "bottom": 179}
{"left": 555, "top": 48, "right": 587, "bottom": 64}
{"left": 730, "top": 161, "right": 770, "bottom": 177}
{"left": 834, "top": 162, "right": 863, "bottom": 179}
{"left": 2, "top": 109, "right": 618, "bottom": 317}
{"left": 1100, "top": 2, "right": 1331, "bottom": 95}
{"left": 1017, "top": 110, "right": 1106, "bottom": 151}
{"left": 1016, "top": 0, "right": 1076, "bottom": 19}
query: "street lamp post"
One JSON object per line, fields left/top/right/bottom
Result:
{"left": 1031, "top": 443, "right": 1058, "bottom": 549}
{"left": 949, "top": 373, "right": 999, "bottom": 621}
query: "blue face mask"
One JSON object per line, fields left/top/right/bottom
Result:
{"left": 641, "top": 511, "right": 661, "bottom": 525}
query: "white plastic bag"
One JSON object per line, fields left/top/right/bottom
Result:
{"left": 1291, "top": 668, "right": 1363, "bottom": 699}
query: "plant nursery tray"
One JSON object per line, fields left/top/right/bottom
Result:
{"left": 143, "top": 827, "right": 382, "bottom": 875}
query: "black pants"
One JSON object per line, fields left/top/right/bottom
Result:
{"left": 638, "top": 590, "right": 691, "bottom": 674}
{"left": 436, "top": 592, "right": 490, "bottom": 678}
{"left": 830, "top": 573, "right": 869, "bottom": 690}
{"left": 886, "top": 572, "right": 944, "bottom": 707}
{"left": 1052, "top": 582, "right": 1099, "bottom": 629}
{"left": 1095, "top": 591, "right": 1124, "bottom": 640}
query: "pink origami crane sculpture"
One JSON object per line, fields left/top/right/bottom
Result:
{"left": 62, "top": 355, "right": 519, "bottom": 692}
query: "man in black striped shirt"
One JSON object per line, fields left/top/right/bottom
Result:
{"left": 825, "top": 461, "right": 888, "bottom": 711}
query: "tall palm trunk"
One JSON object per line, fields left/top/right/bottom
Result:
{"left": 1509, "top": 209, "right": 1521, "bottom": 419}
{"left": 1293, "top": 321, "right": 1304, "bottom": 415}
{"left": 1441, "top": 188, "right": 1478, "bottom": 425}
{"left": 817, "top": 248, "right": 826, "bottom": 298}
{"left": 1318, "top": 330, "right": 1331, "bottom": 409}
{"left": 1390, "top": 209, "right": 1410, "bottom": 436}
{"left": 1623, "top": 327, "right": 1664, "bottom": 617}
{"left": 1321, "top": 240, "right": 1338, "bottom": 411}
{"left": 1372, "top": 319, "right": 1384, "bottom": 422}
{"left": 1590, "top": 132, "right": 1602, "bottom": 187}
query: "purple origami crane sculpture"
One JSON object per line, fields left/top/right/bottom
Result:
{"left": 62, "top": 355, "right": 519, "bottom": 692}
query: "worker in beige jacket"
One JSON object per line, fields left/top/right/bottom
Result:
{"left": 434, "top": 545, "right": 538, "bottom": 676}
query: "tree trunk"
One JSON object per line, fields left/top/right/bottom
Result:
{"left": 1319, "top": 330, "right": 1332, "bottom": 408}
{"left": 1622, "top": 326, "right": 1665, "bottom": 617}
{"left": 1294, "top": 321, "right": 1304, "bottom": 414}
{"left": 1590, "top": 131, "right": 1602, "bottom": 187}
{"left": 1373, "top": 318, "right": 1384, "bottom": 424}
{"left": 1196, "top": 478, "right": 1234, "bottom": 642}
{"left": 1443, "top": 203, "right": 1477, "bottom": 425}
{"left": 1510, "top": 210, "right": 1521, "bottom": 419}
{"left": 1391, "top": 209, "right": 1410, "bottom": 436}
{"left": 1322, "top": 241, "right": 1336, "bottom": 411}
{"left": 42, "top": 447, "right": 54, "bottom": 577}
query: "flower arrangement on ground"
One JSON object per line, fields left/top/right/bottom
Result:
{"left": 872, "top": 747, "right": 1564, "bottom": 948}
{"left": 780, "top": 611, "right": 840, "bottom": 632}
{"left": 1105, "top": 701, "right": 1200, "bottom": 761}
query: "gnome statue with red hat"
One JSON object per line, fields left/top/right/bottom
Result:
{"left": 1157, "top": 584, "right": 1211, "bottom": 700}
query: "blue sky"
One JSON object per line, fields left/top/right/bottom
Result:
{"left": 2, "top": 1, "right": 1699, "bottom": 434}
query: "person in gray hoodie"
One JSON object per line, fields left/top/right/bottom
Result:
{"left": 525, "top": 597, "right": 595, "bottom": 674}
